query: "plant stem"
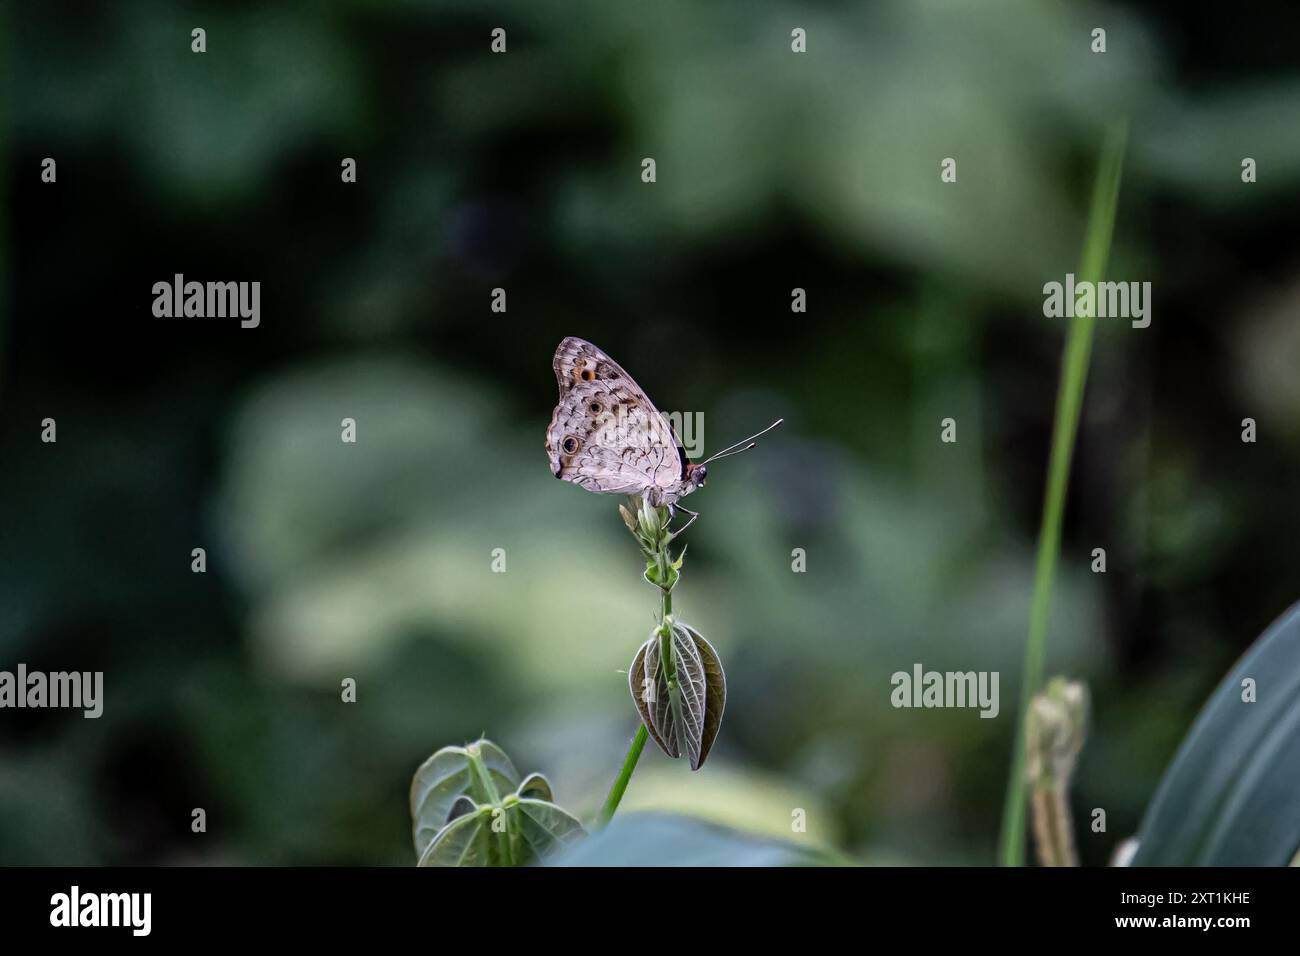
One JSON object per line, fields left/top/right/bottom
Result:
{"left": 597, "top": 724, "right": 648, "bottom": 828}
{"left": 1030, "top": 785, "right": 1078, "bottom": 867}
{"left": 467, "top": 745, "right": 513, "bottom": 865}
{"left": 658, "top": 586, "right": 678, "bottom": 685}
{"left": 997, "top": 121, "right": 1127, "bottom": 867}
{"left": 597, "top": 540, "right": 676, "bottom": 829}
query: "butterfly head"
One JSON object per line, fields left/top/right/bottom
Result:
{"left": 684, "top": 461, "right": 708, "bottom": 490}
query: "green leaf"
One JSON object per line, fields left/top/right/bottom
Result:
{"left": 516, "top": 772, "right": 554, "bottom": 801}
{"left": 680, "top": 623, "right": 727, "bottom": 770}
{"left": 627, "top": 621, "right": 726, "bottom": 770}
{"left": 445, "top": 795, "right": 479, "bottom": 823}
{"left": 409, "top": 739, "right": 520, "bottom": 859}
{"left": 646, "top": 629, "right": 686, "bottom": 760}
{"left": 548, "top": 813, "right": 836, "bottom": 867}
{"left": 417, "top": 806, "right": 496, "bottom": 867}
{"left": 1132, "top": 600, "right": 1300, "bottom": 865}
{"left": 643, "top": 557, "right": 678, "bottom": 590}
{"left": 509, "top": 797, "right": 586, "bottom": 863}
{"left": 628, "top": 638, "right": 674, "bottom": 758}
{"left": 411, "top": 740, "right": 585, "bottom": 867}
{"left": 418, "top": 797, "right": 585, "bottom": 867}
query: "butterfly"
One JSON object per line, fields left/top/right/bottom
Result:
{"left": 546, "top": 336, "right": 781, "bottom": 530}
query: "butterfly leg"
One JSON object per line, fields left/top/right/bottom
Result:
{"left": 670, "top": 505, "right": 699, "bottom": 536}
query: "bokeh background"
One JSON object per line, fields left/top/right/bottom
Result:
{"left": 4, "top": 0, "right": 1300, "bottom": 865}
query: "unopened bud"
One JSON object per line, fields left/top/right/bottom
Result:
{"left": 1026, "top": 677, "right": 1089, "bottom": 788}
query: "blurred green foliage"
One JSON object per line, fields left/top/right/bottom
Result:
{"left": 4, "top": 1, "right": 1300, "bottom": 865}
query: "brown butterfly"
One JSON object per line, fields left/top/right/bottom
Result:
{"left": 546, "top": 337, "right": 780, "bottom": 530}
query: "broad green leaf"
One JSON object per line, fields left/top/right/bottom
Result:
{"left": 665, "top": 623, "right": 707, "bottom": 766}
{"left": 509, "top": 797, "right": 586, "bottom": 864}
{"left": 681, "top": 623, "right": 727, "bottom": 770}
{"left": 409, "top": 739, "right": 519, "bottom": 859}
{"left": 419, "top": 798, "right": 585, "bottom": 867}
{"left": 516, "top": 772, "right": 554, "bottom": 802}
{"left": 648, "top": 626, "right": 695, "bottom": 759}
{"left": 417, "top": 806, "right": 496, "bottom": 867}
{"left": 628, "top": 622, "right": 726, "bottom": 769}
{"left": 628, "top": 638, "right": 675, "bottom": 759}
{"left": 445, "top": 795, "right": 479, "bottom": 823}
{"left": 548, "top": 813, "right": 837, "bottom": 867}
{"left": 1132, "top": 600, "right": 1300, "bottom": 865}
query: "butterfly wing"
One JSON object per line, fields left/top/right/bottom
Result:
{"left": 546, "top": 337, "right": 685, "bottom": 497}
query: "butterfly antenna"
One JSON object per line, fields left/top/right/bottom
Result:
{"left": 699, "top": 418, "right": 784, "bottom": 465}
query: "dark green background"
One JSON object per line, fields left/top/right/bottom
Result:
{"left": 4, "top": 1, "right": 1299, "bottom": 864}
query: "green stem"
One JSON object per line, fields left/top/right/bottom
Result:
{"left": 467, "top": 746, "right": 513, "bottom": 866}
{"left": 597, "top": 543, "right": 675, "bottom": 829}
{"left": 661, "top": 623, "right": 687, "bottom": 759}
{"left": 655, "top": 587, "right": 686, "bottom": 754}
{"left": 657, "top": 588, "right": 677, "bottom": 686}
{"left": 997, "top": 121, "right": 1127, "bottom": 866}
{"left": 597, "top": 724, "right": 649, "bottom": 829}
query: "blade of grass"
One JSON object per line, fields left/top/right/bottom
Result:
{"left": 997, "top": 121, "right": 1128, "bottom": 866}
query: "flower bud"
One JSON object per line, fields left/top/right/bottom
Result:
{"left": 638, "top": 497, "right": 661, "bottom": 539}
{"left": 1025, "top": 677, "right": 1088, "bottom": 788}
{"left": 619, "top": 501, "right": 639, "bottom": 534}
